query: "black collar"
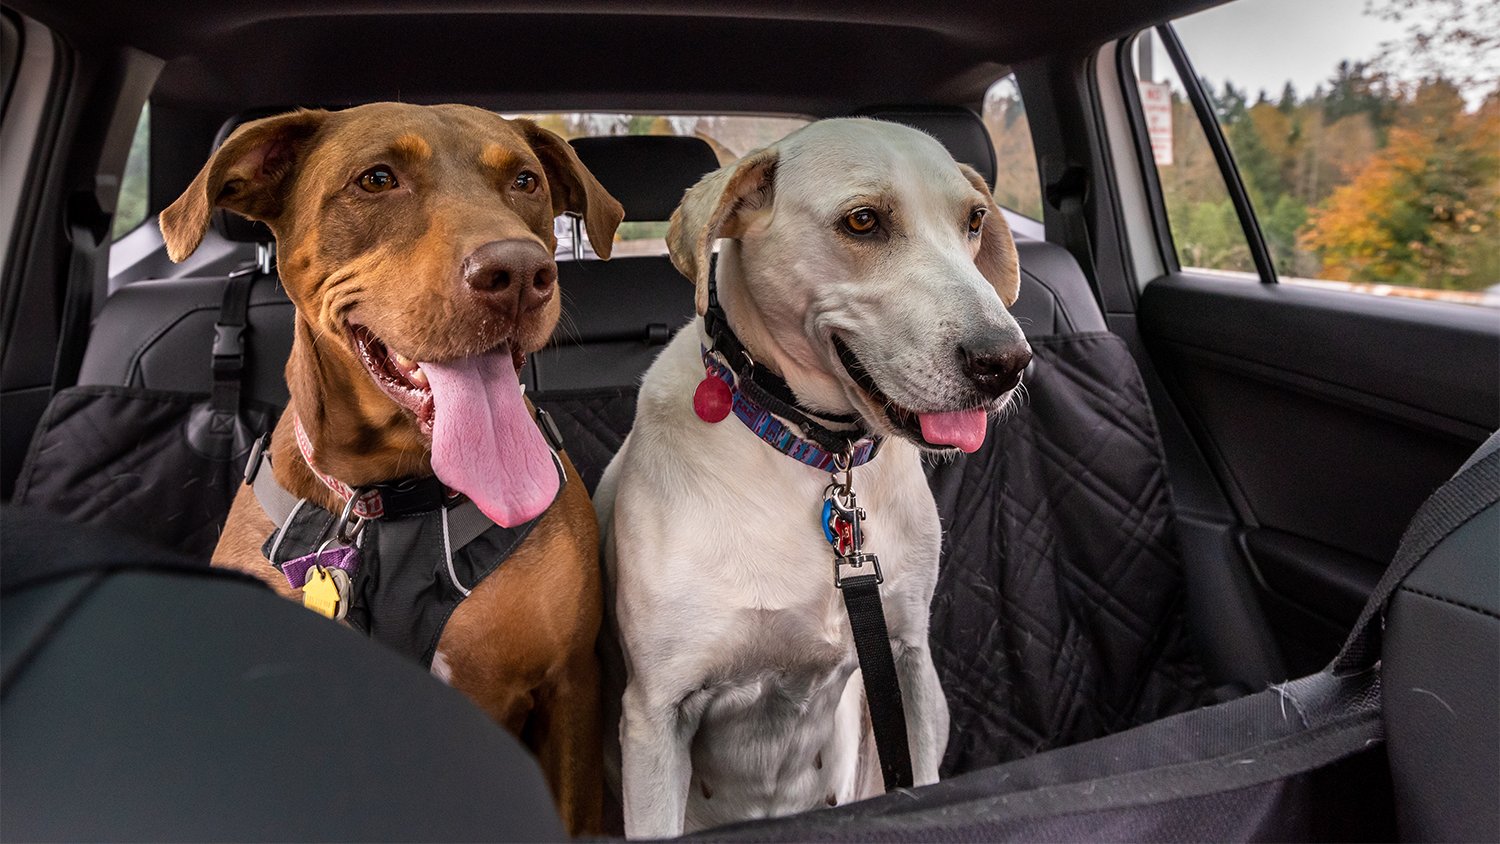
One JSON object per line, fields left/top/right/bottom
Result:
{"left": 702, "top": 275, "right": 875, "bottom": 455}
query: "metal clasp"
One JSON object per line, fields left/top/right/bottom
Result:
{"left": 834, "top": 552, "right": 883, "bottom": 588}
{"left": 335, "top": 492, "right": 367, "bottom": 545}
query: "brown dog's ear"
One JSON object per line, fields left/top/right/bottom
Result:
{"left": 667, "top": 147, "right": 778, "bottom": 315}
{"left": 958, "top": 163, "right": 1021, "bottom": 307}
{"left": 159, "top": 109, "right": 328, "bottom": 263}
{"left": 515, "top": 120, "right": 625, "bottom": 260}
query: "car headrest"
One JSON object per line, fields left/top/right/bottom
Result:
{"left": 852, "top": 106, "right": 997, "bottom": 189}
{"left": 569, "top": 135, "right": 721, "bottom": 223}
{"left": 210, "top": 111, "right": 283, "bottom": 244}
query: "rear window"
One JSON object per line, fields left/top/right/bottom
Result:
{"left": 510, "top": 113, "right": 808, "bottom": 259}
{"left": 981, "top": 74, "right": 1044, "bottom": 221}
{"left": 112, "top": 101, "right": 150, "bottom": 240}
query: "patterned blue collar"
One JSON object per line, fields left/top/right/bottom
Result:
{"left": 702, "top": 347, "right": 881, "bottom": 472}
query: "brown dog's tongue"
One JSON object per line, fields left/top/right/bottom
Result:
{"left": 421, "top": 348, "right": 558, "bottom": 528}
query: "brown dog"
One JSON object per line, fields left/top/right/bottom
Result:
{"left": 159, "top": 103, "right": 623, "bottom": 834}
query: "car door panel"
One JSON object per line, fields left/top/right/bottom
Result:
{"left": 1140, "top": 272, "right": 1499, "bottom": 673}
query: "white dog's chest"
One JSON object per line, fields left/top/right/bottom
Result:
{"left": 673, "top": 473, "right": 939, "bottom": 825}
{"left": 601, "top": 327, "right": 952, "bottom": 835}
{"left": 682, "top": 599, "right": 862, "bottom": 824}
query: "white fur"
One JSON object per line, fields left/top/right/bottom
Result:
{"left": 430, "top": 649, "right": 454, "bottom": 685}
{"left": 597, "top": 119, "right": 1025, "bottom": 839}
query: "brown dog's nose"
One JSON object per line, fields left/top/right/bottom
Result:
{"left": 461, "top": 239, "right": 557, "bottom": 311}
{"left": 960, "top": 339, "right": 1033, "bottom": 397}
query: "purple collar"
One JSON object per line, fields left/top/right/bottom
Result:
{"left": 702, "top": 347, "right": 881, "bottom": 472}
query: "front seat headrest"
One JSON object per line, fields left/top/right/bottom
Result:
{"left": 852, "top": 105, "right": 998, "bottom": 189}
{"left": 208, "top": 109, "right": 290, "bottom": 245}
{"left": 569, "top": 135, "right": 722, "bottom": 223}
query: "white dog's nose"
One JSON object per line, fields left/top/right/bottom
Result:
{"left": 960, "top": 340, "right": 1032, "bottom": 397}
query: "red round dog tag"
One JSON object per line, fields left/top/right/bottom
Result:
{"left": 693, "top": 376, "right": 732, "bottom": 423}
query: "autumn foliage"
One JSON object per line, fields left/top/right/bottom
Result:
{"left": 1159, "top": 61, "right": 1498, "bottom": 292}
{"left": 1301, "top": 82, "right": 1498, "bottom": 289}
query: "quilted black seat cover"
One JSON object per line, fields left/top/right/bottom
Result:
{"left": 13, "top": 386, "right": 278, "bottom": 558}
{"left": 534, "top": 387, "right": 640, "bottom": 493}
{"left": 928, "top": 332, "right": 1211, "bottom": 775}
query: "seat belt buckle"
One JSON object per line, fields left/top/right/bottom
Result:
{"left": 212, "top": 324, "right": 246, "bottom": 381}
{"left": 213, "top": 323, "right": 245, "bottom": 359}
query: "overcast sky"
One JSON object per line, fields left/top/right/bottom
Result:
{"left": 1147, "top": 0, "right": 1491, "bottom": 104}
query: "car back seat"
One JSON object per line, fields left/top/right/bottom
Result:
{"left": 60, "top": 115, "right": 1210, "bottom": 778}
{"left": 526, "top": 135, "right": 719, "bottom": 490}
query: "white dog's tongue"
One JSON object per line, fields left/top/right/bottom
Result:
{"left": 422, "top": 348, "right": 558, "bottom": 528}
{"left": 918, "top": 409, "right": 989, "bottom": 454}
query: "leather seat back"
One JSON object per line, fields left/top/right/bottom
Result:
{"left": 533, "top": 135, "right": 720, "bottom": 393}
{"left": 1383, "top": 430, "right": 1500, "bottom": 841}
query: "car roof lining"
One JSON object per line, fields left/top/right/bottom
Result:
{"left": 14, "top": 0, "right": 1225, "bottom": 116}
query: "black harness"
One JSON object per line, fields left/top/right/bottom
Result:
{"left": 248, "top": 412, "right": 568, "bottom": 668}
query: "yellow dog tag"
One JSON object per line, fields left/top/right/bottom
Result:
{"left": 301, "top": 565, "right": 344, "bottom": 619}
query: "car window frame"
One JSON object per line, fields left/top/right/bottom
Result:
{"left": 1, "top": 11, "right": 20, "bottom": 118}
{"left": 1120, "top": 24, "right": 1280, "bottom": 285}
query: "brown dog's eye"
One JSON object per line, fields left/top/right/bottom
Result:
{"left": 513, "top": 171, "right": 539, "bottom": 193}
{"left": 843, "top": 208, "right": 878, "bottom": 235}
{"left": 968, "top": 208, "right": 986, "bottom": 235}
{"left": 358, "top": 167, "right": 398, "bottom": 193}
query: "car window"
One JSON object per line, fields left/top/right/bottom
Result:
{"left": 1134, "top": 45, "right": 1256, "bottom": 276}
{"left": 112, "top": 101, "right": 149, "bottom": 240}
{"left": 509, "top": 113, "right": 808, "bottom": 259}
{"left": 1, "top": 11, "right": 20, "bottom": 118}
{"left": 981, "top": 74, "right": 1044, "bottom": 221}
{"left": 1138, "top": 0, "right": 1498, "bottom": 306}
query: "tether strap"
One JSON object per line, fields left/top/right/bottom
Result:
{"left": 211, "top": 272, "right": 256, "bottom": 415}
{"left": 841, "top": 573, "right": 914, "bottom": 791}
{"left": 1332, "top": 438, "right": 1500, "bottom": 675}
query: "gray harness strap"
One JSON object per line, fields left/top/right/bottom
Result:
{"left": 248, "top": 449, "right": 497, "bottom": 552}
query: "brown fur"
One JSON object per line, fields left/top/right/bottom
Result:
{"left": 163, "top": 103, "right": 623, "bottom": 835}
{"left": 957, "top": 163, "right": 1021, "bottom": 306}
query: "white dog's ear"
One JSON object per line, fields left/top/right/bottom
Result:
{"left": 159, "top": 109, "right": 328, "bottom": 263}
{"left": 958, "top": 163, "right": 1021, "bottom": 307}
{"left": 667, "top": 147, "right": 778, "bottom": 315}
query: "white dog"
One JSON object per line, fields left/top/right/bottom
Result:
{"left": 595, "top": 118, "right": 1031, "bottom": 838}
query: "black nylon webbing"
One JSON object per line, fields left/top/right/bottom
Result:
{"left": 841, "top": 573, "right": 914, "bottom": 791}
{"left": 1332, "top": 441, "right": 1500, "bottom": 674}
{"left": 210, "top": 274, "right": 255, "bottom": 414}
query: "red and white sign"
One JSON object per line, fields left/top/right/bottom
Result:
{"left": 1138, "top": 81, "right": 1173, "bottom": 166}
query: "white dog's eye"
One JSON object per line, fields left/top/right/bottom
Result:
{"left": 843, "top": 207, "right": 879, "bottom": 235}
{"left": 968, "top": 208, "right": 986, "bottom": 235}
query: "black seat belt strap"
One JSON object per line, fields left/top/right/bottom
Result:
{"left": 51, "top": 220, "right": 105, "bottom": 393}
{"left": 841, "top": 573, "right": 915, "bottom": 791}
{"left": 211, "top": 271, "right": 257, "bottom": 415}
{"left": 1046, "top": 166, "right": 1098, "bottom": 288}
{"left": 1332, "top": 439, "right": 1500, "bottom": 675}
